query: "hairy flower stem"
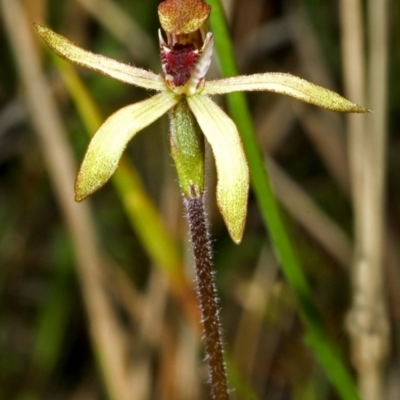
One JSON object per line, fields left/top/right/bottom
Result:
{"left": 170, "top": 100, "right": 229, "bottom": 398}
{"left": 184, "top": 194, "right": 229, "bottom": 400}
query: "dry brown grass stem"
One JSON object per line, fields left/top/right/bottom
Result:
{"left": 340, "top": 0, "right": 390, "bottom": 399}
{"left": 254, "top": 97, "right": 296, "bottom": 154}
{"left": 296, "top": 106, "right": 350, "bottom": 193}
{"left": 255, "top": 99, "right": 353, "bottom": 266}
{"left": 175, "top": 322, "right": 201, "bottom": 400}
{"left": 75, "top": 0, "right": 158, "bottom": 67}
{"left": 267, "top": 157, "right": 353, "bottom": 267}
{"left": 105, "top": 266, "right": 171, "bottom": 400}
{"left": 0, "top": 1, "right": 135, "bottom": 399}
{"left": 131, "top": 270, "right": 169, "bottom": 400}
{"left": 233, "top": 245, "right": 279, "bottom": 380}
{"left": 288, "top": 6, "right": 351, "bottom": 193}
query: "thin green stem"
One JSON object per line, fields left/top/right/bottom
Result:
{"left": 184, "top": 194, "right": 229, "bottom": 400}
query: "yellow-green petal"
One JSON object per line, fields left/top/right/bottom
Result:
{"left": 203, "top": 73, "right": 370, "bottom": 113}
{"left": 75, "top": 92, "right": 179, "bottom": 201}
{"left": 35, "top": 24, "right": 166, "bottom": 91}
{"left": 187, "top": 95, "right": 249, "bottom": 243}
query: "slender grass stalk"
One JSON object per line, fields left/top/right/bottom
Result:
{"left": 184, "top": 194, "right": 229, "bottom": 400}
{"left": 207, "top": 1, "right": 360, "bottom": 399}
{"left": 340, "top": 0, "right": 390, "bottom": 398}
{"left": 75, "top": 0, "right": 158, "bottom": 66}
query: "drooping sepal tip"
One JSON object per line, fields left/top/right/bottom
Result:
{"left": 187, "top": 95, "right": 249, "bottom": 244}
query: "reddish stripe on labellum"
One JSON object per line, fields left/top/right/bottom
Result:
{"left": 162, "top": 44, "right": 199, "bottom": 87}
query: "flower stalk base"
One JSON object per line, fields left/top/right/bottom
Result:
{"left": 184, "top": 194, "right": 229, "bottom": 400}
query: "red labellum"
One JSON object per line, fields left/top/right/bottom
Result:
{"left": 162, "top": 44, "right": 199, "bottom": 86}
{"left": 158, "top": 0, "right": 213, "bottom": 95}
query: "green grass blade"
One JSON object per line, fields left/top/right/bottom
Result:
{"left": 207, "top": 2, "right": 360, "bottom": 399}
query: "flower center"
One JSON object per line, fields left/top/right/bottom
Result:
{"left": 161, "top": 43, "right": 198, "bottom": 87}
{"left": 158, "top": 0, "right": 213, "bottom": 96}
{"left": 159, "top": 32, "right": 213, "bottom": 95}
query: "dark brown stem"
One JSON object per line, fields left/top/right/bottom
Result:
{"left": 184, "top": 194, "right": 229, "bottom": 400}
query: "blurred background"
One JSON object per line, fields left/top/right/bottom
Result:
{"left": 0, "top": 0, "right": 399, "bottom": 399}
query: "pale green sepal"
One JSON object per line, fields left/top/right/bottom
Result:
{"left": 187, "top": 95, "right": 249, "bottom": 244}
{"left": 203, "top": 73, "right": 370, "bottom": 113}
{"left": 75, "top": 92, "right": 179, "bottom": 201}
{"left": 35, "top": 24, "right": 166, "bottom": 91}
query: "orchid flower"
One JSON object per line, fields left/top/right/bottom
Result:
{"left": 35, "top": 0, "right": 368, "bottom": 244}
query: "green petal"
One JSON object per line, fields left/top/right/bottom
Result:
{"left": 187, "top": 95, "right": 249, "bottom": 243}
{"left": 35, "top": 24, "right": 166, "bottom": 91}
{"left": 76, "top": 92, "right": 178, "bottom": 201}
{"left": 203, "top": 73, "right": 370, "bottom": 113}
